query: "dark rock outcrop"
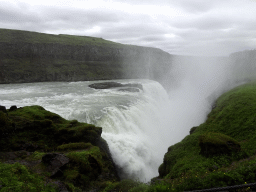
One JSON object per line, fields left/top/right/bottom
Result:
{"left": 88, "top": 81, "right": 143, "bottom": 91}
{"left": 42, "top": 153, "right": 69, "bottom": 177}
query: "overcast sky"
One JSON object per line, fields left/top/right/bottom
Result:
{"left": 1, "top": 0, "right": 256, "bottom": 56}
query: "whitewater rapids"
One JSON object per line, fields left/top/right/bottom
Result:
{"left": 0, "top": 78, "right": 217, "bottom": 182}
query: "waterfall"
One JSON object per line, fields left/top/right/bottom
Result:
{"left": 0, "top": 55, "right": 239, "bottom": 182}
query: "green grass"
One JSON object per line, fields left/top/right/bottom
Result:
{"left": 0, "top": 28, "right": 123, "bottom": 47}
{"left": 102, "top": 179, "right": 142, "bottom": 192}
{"left": 26, "top": 151, "right": 46, "bottom": 161}
{"left": 0, "top": 162, "right": 57, "bottom": 192}
{"left": 66, "top": 146, "right": 103, "bottom": 166}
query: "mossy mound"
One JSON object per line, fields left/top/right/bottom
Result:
{"left": 155, "top": 82, "right": 256, "bottom": 191}
{"left": 199, "top": 132, "right": 241, "bottom": 157}
{"left": 0, "top": 105, "right": 102, "bottom": 152}
{"left": 0, "top": 105, "right": 119, "bottom": 191}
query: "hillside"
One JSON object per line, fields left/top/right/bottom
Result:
{"left": 0, "top": 28, "right": 172, "bottom": 84}
{"left": 132, "top": 81, "right": 254, "bottom": 192}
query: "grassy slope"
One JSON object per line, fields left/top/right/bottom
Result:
{"left": 156, "top": 82, "right": 256, "bottom": 191}
{"left": 0, "top": 28, "right": 122, "bottom": 47}
{"left": 102, "top": 82, "right": 256, "bottom": 192}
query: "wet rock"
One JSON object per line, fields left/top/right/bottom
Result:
{"left": 89, "top": 82, "right": 143, "bottom": 91}
{"left": 42, "top": 153, "right": 69, "bottom": 177}
{"left": 89, "top": 82, "right": 123, "bottom": 89}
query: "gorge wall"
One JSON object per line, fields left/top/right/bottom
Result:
{"left": 0, "top": 28, "right": 255, "bottom": 88}
{"left": 0, "top": 28, "right": 173, "bottom": 85}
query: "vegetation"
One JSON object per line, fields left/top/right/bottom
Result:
{"left": 0, "top": 105, "right": 118, "bottom": 191}
{"left": 0, "top": 28, "right": 122, "bottom": 46}
{"left": 0, "top": 162, "right": 57, "bottom": 191}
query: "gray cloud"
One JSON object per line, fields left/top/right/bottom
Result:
{"left": 0, "top": 0, "right": 256, "bottom": 56}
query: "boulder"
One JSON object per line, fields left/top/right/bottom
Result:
{"left": 189, "top": 126, "right": 197, "bottom": 135}
{"left": 89, "top": 82, "right": 123, "bottom": 89}
{"left": 199, "top": 132, "right": 241, "bottom": 157}
{"left": 89, "top": 82, "right": 143, "bottom": 91}
{"left": 42, "top": 153, "right": 69, "bottom": 177}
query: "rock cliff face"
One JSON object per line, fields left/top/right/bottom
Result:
{"left": 0, "top": 29, "right": 173, "bottom": 85}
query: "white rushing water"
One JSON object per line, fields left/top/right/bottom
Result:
{"left": 0, "top": 58, "right": 237, "bottom": 182}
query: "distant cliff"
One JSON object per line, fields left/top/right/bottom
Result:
{"left": 228, "top": 49, "right": 256, "bottom": 81}
{"left": 0, "top": 28, "right": 173, "bottom": 84}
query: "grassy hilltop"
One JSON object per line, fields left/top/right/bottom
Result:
{"left": 0, "top": 28, "right": 122, "bottom": 46}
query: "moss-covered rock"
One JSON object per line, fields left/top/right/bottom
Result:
{"left": 189, "top": 126, "right": 197, "bottom": 135}
{"left": 199, "top": 132, "right": 241, "bottom": 157}
{"left": 0, "top": 105, "right": 119, "bottom": 191}
{"left": 0, "top": 105, "right": 103, "bottom": 152}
